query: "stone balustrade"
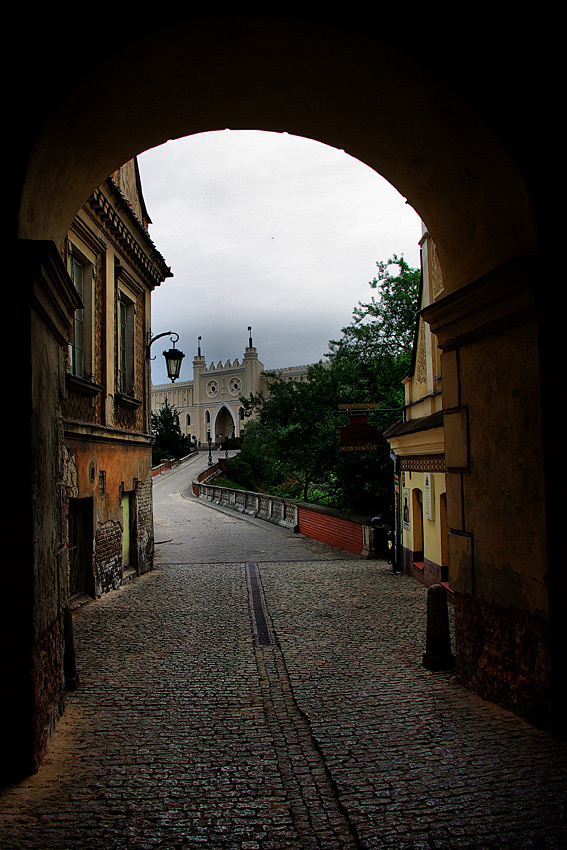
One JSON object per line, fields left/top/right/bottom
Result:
{"left": 193, "top": 480, "right": 299, "bottom": 531}
{"left": 152, "top": 459, "right": 178, "bottom": 476}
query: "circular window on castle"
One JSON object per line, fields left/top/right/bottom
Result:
{"left": 206, "top": 380, "right": 219, "bottom": 398}
{"left": 228, "top": 377, "right": 242, "bottom": 396}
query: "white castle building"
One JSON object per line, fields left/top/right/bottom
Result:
{"left": 151, "top": 330, "right": 311, "bottom": 445}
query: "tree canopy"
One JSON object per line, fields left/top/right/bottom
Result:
{"left": 151, "top": 397, "right": 191, "bottom": 465}
{"left": 237, "top": 255, "right": 420, "bottom": 519}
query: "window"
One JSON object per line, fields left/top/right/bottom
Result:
{"left": 118, "top": 291, "right": 135, "bottom": 396}
{"left": 69, "top": 251, "right": 92, "bottom": 378}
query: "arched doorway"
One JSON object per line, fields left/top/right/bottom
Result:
{"left": 10, "top": 12, "right": 563, "bottom": 779}
{"left": 411, "top": 489, "right": 424, "bottom": 567}
{"left": 214, "top": 405, "right": 236, "bottom": 444}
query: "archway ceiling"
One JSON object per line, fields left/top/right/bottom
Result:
{"left": 19, "top": 15, "right": 537, "bottom": 292}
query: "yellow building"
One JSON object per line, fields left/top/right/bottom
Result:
{"left": 385, "top": 227, "right": 447, "bottom": 586}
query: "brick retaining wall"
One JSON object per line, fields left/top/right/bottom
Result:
{"left": 192, "top": 460, "right": 226, "bottom": 494}
{"left": 297, "top": 504, "right": 373, "bottom": 558}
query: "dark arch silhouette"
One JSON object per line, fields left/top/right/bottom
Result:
{"left": 214, "top": 405, "right": 237, "bottom": 441}
{"left": 18, "top": 15, "right": 537, "bottom": 294}
{"left": 9, "top": 11, "right": 563, "bottom": 781}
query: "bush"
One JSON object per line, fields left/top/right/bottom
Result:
{"left": 152, "top": 447, "right": 177, "bottom": 466}
{"left": 151, "top": 398, "right": 190, "bottom": 462}
{"left": 268, "top": 479, "right": 304, "bottom": 500}
{"left": 225, "top": 457, "right": 257, "bottom": 491}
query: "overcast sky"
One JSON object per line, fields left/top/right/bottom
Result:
{"left": 137, "top": 131, "right": 422, "bottom": 386}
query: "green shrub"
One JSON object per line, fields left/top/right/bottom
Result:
{"left": 226, "top": 457, "right": 256, "bottom": 491}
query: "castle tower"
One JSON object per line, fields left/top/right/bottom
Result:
{"left": 243, "top": 326, "right": 263, "bottom": 399}
{"left": 192, "top": 335, "right": 206, "bottom": 406}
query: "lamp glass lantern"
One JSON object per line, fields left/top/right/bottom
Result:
{"left": 163, "top": 344, "right": 185, "bottom": 382}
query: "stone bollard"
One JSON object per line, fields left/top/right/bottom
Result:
{"left": 423, "top": 583, "right": 455, "bottom": 671}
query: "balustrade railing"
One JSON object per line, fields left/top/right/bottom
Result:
{"left": 152, "top": 452, "right": 195, "bottom": 477}
{"left": 193, "top": 480, "right": 299, "bottom": 531}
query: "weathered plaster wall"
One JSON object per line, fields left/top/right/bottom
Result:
{"left": 64, "top": 438, "right": 154, "bottom": 595}
{"left": 451, "top": 317, "right": 551, "bottom": 726}
{"left": 30, "top": 290, "right": 71, "bottom": 770}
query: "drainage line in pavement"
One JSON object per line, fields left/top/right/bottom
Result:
{"left": 246, "top": 561, "right": 365, "bottom": 850}
{"left": 246, "top": 562, "right": 273, "bottom": 646}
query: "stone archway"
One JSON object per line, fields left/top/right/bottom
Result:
{"left": 9, "top": 12, "right": 563, "bottom": 779}
{"left": 18, "top": 16, "right": 537, "bottom": 292}
{"left": 214, "top": 406, "right": 236, "bottom": 444}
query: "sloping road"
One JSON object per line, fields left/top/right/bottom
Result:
{"left": 1, "top": 459, "right": 566, "bottom": 849}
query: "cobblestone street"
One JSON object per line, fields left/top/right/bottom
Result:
{"left": 1, "top": 460, "right": 566, "bottom": 849}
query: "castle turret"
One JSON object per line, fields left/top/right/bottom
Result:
{"left": 243, "top": 326, "right": 264, "bottom": 397}
{"left": 192, "top": 335, "right": 206, "bottom": 405}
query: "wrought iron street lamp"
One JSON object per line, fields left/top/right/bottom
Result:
{"left": 147, "top": 331, "right": 185, "bottom": 382}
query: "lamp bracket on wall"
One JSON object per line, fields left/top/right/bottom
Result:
{"left": 147, "top": 331, "right": 178, "bottom": 360}
{"left": 147, "top": 331, "right": 185, "bottom": 383}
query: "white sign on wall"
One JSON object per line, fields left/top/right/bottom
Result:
{"left": 424, "top": 473, "right": 434, "bottom": 520}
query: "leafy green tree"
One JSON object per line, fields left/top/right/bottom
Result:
{"left": 329, "top": 254, "right": 419, "bottom": 364}
{"left": 239, "top": 254, "right": 420, "bottom": 518}
{"left": 224, "top": 456, "right": 256, "bottom": 491}
{"left": 240, "top": 362, "right": 346, "bottom": 503}
{"left": 151, "top": 397, "right": 190, "bottom": 465}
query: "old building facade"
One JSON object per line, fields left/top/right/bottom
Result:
{"left": 8, "top": 160, "right": 170, "bottom": 774}
{"left": 385, "top": 227, "right": 447, "bottom": 587}
{"left": 63, "top": 159, "right": 171, "bottom": 600}
{"left": 152, "top": 335, "right": 310, "bottom": 446}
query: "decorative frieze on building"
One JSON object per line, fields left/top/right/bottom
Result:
{"left": 400, "top": 455, "right": 446, "bottom": 473}
{"left": 430, "top": 241, "right": 444, "bottom": 301}
{"left": 416, "top": 323, "right": 427, "bottom": 385}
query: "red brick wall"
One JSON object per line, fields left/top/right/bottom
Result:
{"left": 298, "top": 507, "right": 365, "bottom": 556}
{"left": 191, "top": 461, "right": 225, "bottom": 494}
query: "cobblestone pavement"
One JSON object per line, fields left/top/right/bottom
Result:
{"left": 1, "top": 464, "right": 566, "bottom": 849}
